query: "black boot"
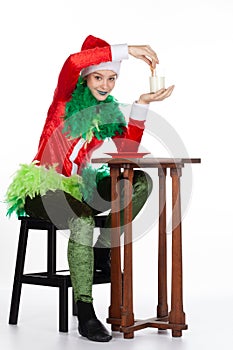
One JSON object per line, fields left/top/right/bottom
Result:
{"left": 77, "top": 301, "right": 112, "bottom": 342}
{"left": 93, "top": 247, "right": 111, "bottom": 277}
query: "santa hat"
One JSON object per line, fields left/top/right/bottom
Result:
{"left": 80, "top": 35, "right": 121, "bottom": 77}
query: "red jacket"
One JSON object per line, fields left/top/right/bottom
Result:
{"left": 33, "top": 45, "right": 146, "bottom": 176}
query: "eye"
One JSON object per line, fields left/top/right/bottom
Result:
{"left": 94, "top": 75, "right": 102, "bottom": 81}
{"left": 109, "top": 77, "right": 116, "bottom": 81}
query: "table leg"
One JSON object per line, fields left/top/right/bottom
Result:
{"left": 108, "top": 167, "right": 122, "bottom": 331}
{"left": 157, "top": 168, "right": 168, "bottom": 319}
{"left": 121, "top": 166, "right": 134, "bottom": 339}
{"left": 169, "top": 167, "right": 186, "bottom": 337}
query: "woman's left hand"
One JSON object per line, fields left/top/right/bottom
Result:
{"left": 137, "top": 85, "right": 175, "bottom": 104}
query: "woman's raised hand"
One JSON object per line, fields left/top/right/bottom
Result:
{"left": 128, "top": 45, "right": 159, "bottom": 69}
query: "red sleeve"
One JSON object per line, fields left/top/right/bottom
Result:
{"left": 113, "top": 118, "right": 146, "bottom": 152}
{"left": 73, "top": 137, "right": 104, "bottom": 174}
{"left": 33, "top": 46, "right": 112, "bottom": 164}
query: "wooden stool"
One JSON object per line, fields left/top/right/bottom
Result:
{"left": 9, "top": 215, "right": 108, "bottom": 332}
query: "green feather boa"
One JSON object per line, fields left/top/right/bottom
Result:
{"left": 5, "top": 162, "right": 110, "bottom": 217}
{"left": 6, "top": 162, "right": 83, "bottom": 217}
{"left": 80, "top": 164, "right": 110, "bottom": 202}
{"left": 63, "top": 76, "right": 126, "bottom": 142}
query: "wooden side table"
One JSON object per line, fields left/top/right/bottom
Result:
{"left": 92, "top": 157, "right": 201, "bottom": 339}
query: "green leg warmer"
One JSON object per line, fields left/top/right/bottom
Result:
{"left": 67, "top": 216, "right": 95, "bottom": 303}
{"left": 95, "top": 171, "right": 153, "bottom": 248}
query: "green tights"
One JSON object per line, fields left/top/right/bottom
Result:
{"left": 68, "top": 170, "right": 152, "bottom": 303}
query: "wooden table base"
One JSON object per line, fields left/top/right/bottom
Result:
{"left": 91, "top": 158, "right": 200, "bottom": 339}
{"left": 107, "top": 316, "right": 188, "bottom": 337}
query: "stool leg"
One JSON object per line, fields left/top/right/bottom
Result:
{"left": 9, "top": 220, "right": 29, "bottom": 325}
{"left": 59, "top": 281, "right": 69, "bottom": 332}
{"left": 169, "top": 167, "right": 185, "bottom": 337}
{"left": 47, "top": 225, "right": 56, "bottom": 275}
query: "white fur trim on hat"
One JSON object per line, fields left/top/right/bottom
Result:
{"left": 81, "top": 61, "right": 121, "bottom": 77}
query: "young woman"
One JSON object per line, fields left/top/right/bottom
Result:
{"left": 6, "top": 35, "right": 174, "bottom": 342}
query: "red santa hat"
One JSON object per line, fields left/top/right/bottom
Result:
{"left": 80, "top": 35, "right": 121, "bottom": 77}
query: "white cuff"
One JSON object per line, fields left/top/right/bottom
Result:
{"left": 129, "top": 102, "right": 149, "bottom": 121}
{"left": 111, "top": 44, "right": 129, "bottom": 61}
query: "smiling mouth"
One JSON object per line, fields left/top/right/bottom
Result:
{"left": 97, "top": 90, "right": 108, "bottom": 96}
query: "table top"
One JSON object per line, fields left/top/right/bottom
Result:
{"left": 92, "top": 157, "right": 201, "bottom": 168}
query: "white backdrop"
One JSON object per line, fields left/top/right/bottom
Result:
{"left": 1, "top": 0, "right": 233, "bottom": 342}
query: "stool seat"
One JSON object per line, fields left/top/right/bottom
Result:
{"left": 9, "top": 215, "right": 108, "bottom": 332}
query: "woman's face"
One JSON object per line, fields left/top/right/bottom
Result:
{"left": 85, "top": 70, "right": 117, "bottom": 101}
